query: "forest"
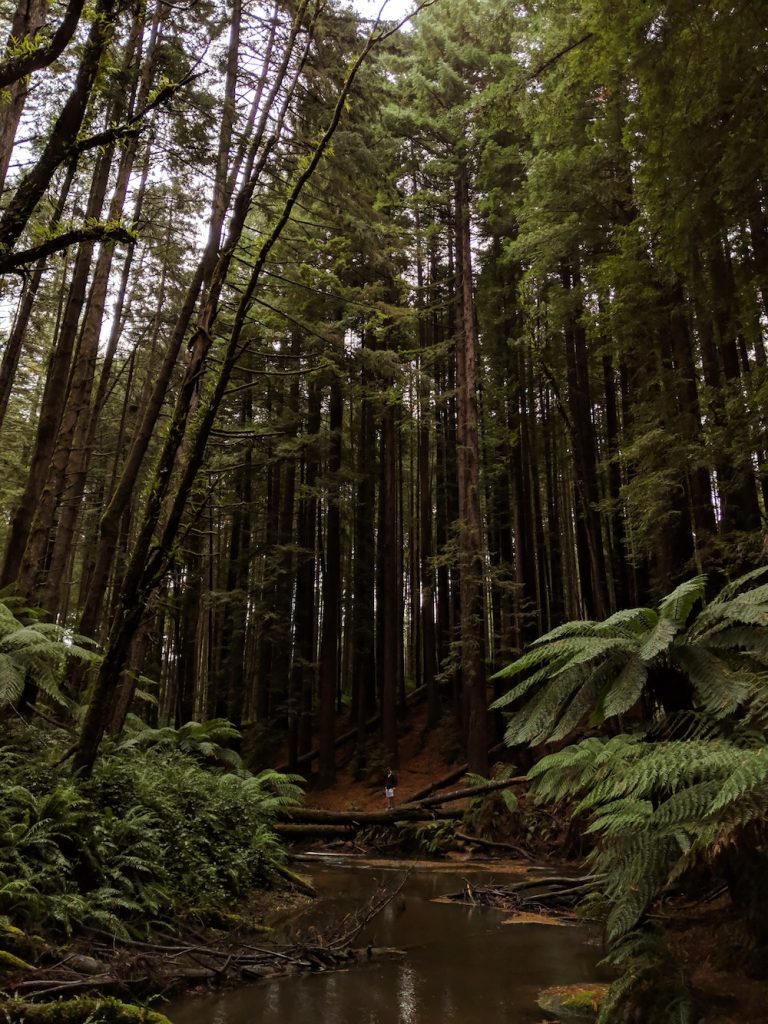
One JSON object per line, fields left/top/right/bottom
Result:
{"left": 1, "top": 0, "right": 767, "bottom": 1021}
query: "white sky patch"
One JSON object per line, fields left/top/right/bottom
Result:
{"left": 350, "top": 0, "right": 420, "bottom": 24}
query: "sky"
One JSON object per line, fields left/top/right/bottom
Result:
{"left": 350, "top": 0, "right": 421, "bottom": 24}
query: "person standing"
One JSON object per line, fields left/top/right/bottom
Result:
{"left": 384, "top": 768, "right": 397, "bottom": 809}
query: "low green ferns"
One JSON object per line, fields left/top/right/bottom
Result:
{"left": 0, "top": 727, "right": 304, "bottom": 941}
{"left": 492, "top": 568, "right": 768, "bottom": 1022}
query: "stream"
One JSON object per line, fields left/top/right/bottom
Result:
{"left": 167, "top": 857, "right": 602, "bottom": 1024}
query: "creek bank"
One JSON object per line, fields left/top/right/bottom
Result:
{"left": 0, "top": 868, "right": 409, "bottom": 1022}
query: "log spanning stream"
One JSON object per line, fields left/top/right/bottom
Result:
{"left": 167, "top": 857, "right": 602, "bottom": 1023}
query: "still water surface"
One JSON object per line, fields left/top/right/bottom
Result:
{"left": 167, "top": 858, "right": 600, "bottom": 1024}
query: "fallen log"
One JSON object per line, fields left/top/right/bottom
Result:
{"left": 404, "top": 742, "right": 507, "bottom": 803}
{"left": 404, "top": 776, "right": 527, "bottom": 810}
{"left": 454, "top": 831, "right": 534, "bottom": 860}
{"left": 274, "top": 823, "right": 353, "bottom": 838}
{"left": 270, "top": 861, "right": 317, "bottom": 897}
{"left": 277, "top": 806, "right": 458, "bottom": 826}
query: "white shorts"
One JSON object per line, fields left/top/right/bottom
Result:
{"left": 385, "top": 788, "right": 395, "bottom": 799}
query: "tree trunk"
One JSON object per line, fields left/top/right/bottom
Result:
{"left": 454, "top": 165, "right": 488, "bottom": 775}
{"left": 318, "top": 373, "right": 343, "bottom": 786}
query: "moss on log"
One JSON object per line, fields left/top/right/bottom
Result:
{"left": 0, "top": 997, "right": 172, "bottom": 1024}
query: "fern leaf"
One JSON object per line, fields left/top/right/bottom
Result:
{"left": 707, "top": 747, "right": 768, "bottom": 813}
{"left": 672, "top": 646, "right": 750, "bottom": 716}
{"left": 638, "top": 617, "right": 678, "bottom": 662}
{"left": 603, "top": 656, "right": 647, "bottom": 719}
{"left": 658, "top": 576, "right": 707, "bottom": 626}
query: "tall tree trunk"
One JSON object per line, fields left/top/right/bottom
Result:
{"left": 454, "top": 165, "right": 488, "bottom": 775}
{"left": 0, "top": 0, "right": 48, "bottom": 192}
{"left": 559, "top": 263, "right": 609, "bottom": 619}
{"left": 0, "top": 162, "right": 75, "bottom": 435}
{"left": 352, "top": 333, "right": 378, "bottom": 760}
{"left": 3, "top": 143, "right": 114, "bottom": 589}
{"left": 318, "top": 373, "right": 343, "bottom": 786}
{"left": 289, "top": 380, "right": 320, "bottom": 765}
{"left": 380, "top": 390, "right": 399, "bottom": 762}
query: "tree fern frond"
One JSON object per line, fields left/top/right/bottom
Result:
{"left": 585, "top": 798, "right": 654, "bottom": 836}
{"left": 652, "top": 781, "right": 720, "bottom": 828}
{"left": 490, "top": 643, "right": 564, "bottom": 683}
{"left": 594, "top": 606, "right": 657, "bottom": 635}
{"left": 545, "top": 680, "right": 599, "bottom": 743}
{"left": 709, "top": 565, "right": 768, "bottom": 604}
{"left": 504, "top": 668, "right": 586, "bottom": 745}
{"left": 707, "top": 747, "right": 768, "bottom": 813}
{"left": 0, "top": 654, "right": 25, "bottom": 706}
{"left": 529, "top": 619, "right": 599, "bottom": 644}
{"left": 490, "top": 655, "right": 571, "bottom": 708}
{"left": 602, "top": 656, "right": 647, "bottom": 719}
{"left": 638, "top": 617, "right": 679, "bottom": 661}
{"left": 672, "top": 646, "right": 750, "bottom": 716}
{"left": 658, "top": 575, "right": 707, "bottom": 627}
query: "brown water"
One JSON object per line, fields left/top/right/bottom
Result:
{"left": 167, "top": 857, "right": 602, "bottom": 1024}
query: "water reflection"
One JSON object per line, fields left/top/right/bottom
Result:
{"left": 167, "top": 862, "right": 600, "bottom": 1024}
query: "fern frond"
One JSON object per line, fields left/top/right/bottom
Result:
{"left": 707, "top": 747, "right": 768, "bottom": 813}
{"left": 658, "top": 575, "right": 707, "bottom": 627}
{"left": 602, "top": 656, "right": 647, "bottom": 719}
{"left": 593, "top": 606, "right": 656, "bottom": 635}
{"left": 638, "top": 616, "right": 679, "bottom": 661}
{"left": 672, "top": 646, "right": 751, "bottom": 716}
{"left": 708, "top": 565, "right": 768, "bottom": 604}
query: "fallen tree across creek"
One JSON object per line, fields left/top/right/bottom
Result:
{"left": 275, "top": 775, "right": 527, "bottom": 831}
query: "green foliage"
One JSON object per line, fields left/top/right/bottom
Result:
{"left": 0, "top": 724, "right": 302, "bottom": 939}
{"left": 531, "top": 735, "right": 768, "bottom": 942}
{"left": 461, "top": 767, "right": 520, "bottom": 838}
{"left": 496, "top": 569, "right": 768, "bottom": 1012}
{"left": 412, "top": 819, "right": 455, "bottom": 856}
{"left": 491, "top": 569, "right": 768, "bottom": 745}
{"left": 117, "top": 717, "right": 244, "bottom": 769}
{"left": 0, "top": 995, "right": 172, "bottom": 1023}
{"left": 595, "top": 929, "right": 694, "bottom": 1024}
{"left": 0, "top": 596, "right": 98, "bottom": 711}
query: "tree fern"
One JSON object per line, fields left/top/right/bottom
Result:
{"left": 493, "top": 568, "right": 768, "bottom": 744}
{"left": 0, "top": 598, "right": 99, "bottom": 711}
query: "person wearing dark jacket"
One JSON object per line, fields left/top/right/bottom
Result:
{"left": 384, "top": 768, "right": 397, "bottom": 809}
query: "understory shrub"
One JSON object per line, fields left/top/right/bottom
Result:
{"left": 0, "top": 724, "right": 302, "bottom": 940}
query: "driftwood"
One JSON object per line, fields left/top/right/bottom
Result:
{"left": 454, "top": 831, "right": 534, "bottom": 861}
{"left": 442, "top": 874, "right": 604, "bottom": 916}
{"left": 403, "top": 776, "right": 527, "bottom": 810}
{"left": 278, "top": 805, "right": 459, "bottom": 826}
{"left": 4, "top": 878, "right": 409, "bottom": 1003}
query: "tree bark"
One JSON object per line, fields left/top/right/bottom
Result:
{"left": 454, "top": 164, "right": 488, "bottom": 775}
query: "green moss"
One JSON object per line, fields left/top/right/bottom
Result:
{"left": 0, "top": 996, "right": 172, "bottom": 1024}
{"left": 0, "top": 924, "right": 45, "bottom": 959}
{"left": 562, "top": 988, "right": 606, "bottom": 1008}
{"left": 537, "top": 983, "right": 609, "bottom": 1022}
{"left": 0, "top": 948, "right": 33, "bottom": 972}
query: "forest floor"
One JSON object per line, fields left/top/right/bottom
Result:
{"left": 303, "top": 709, "right": 471, "bottom": 814}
